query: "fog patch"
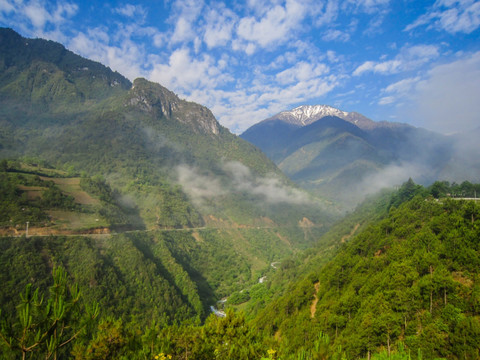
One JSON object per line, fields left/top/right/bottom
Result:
{"left": 359, "top": 162, "right": 425, "bottom": 195}
{"left": 141, "top": 126, "right": 182, "bottom": 153}
{"left": 437, "top": 130, "right": 480, "bottom": 183}
{"left": 335, "top": 162, "right": 428, "bottom": 208}
{"left": 176, "top": 161, "right": 313, "bottom": 206}
{"left": 117, "top": 193, "right": 138, "bottom": 210}
{"left": 223, "top": 161, "right": 312, "bottom": 205}
{"left": 176, "top": 165, "right": 226, "bottom": 205}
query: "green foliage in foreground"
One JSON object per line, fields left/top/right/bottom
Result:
{"left": 0, "top": 267, "right": 99, "bottom": 360}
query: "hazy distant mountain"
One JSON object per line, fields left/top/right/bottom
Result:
{"left": 241, "top": 105, "right": 479, "bottom": 208}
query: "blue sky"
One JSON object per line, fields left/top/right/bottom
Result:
{"left": 1, "top": 0, "right": 479, "bottom": 134}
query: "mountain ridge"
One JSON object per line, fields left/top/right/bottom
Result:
{"left": 240, "top": 104, "right": 479, "bottom": 209}
{"left": 256, "top": 104, "right": 410, "bottom": 131}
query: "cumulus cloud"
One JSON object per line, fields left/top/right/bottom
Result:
{"left": 237, "top": 0, "right": 306, "bottom": 50}
{"left": 203, "top": 6, "right": 236, "bottom": 48}
{"left": 148, "top": 48, "right": 231, "bottom": 92}
{"left": 69, "top": 27, "right": 145, "bottom": 80}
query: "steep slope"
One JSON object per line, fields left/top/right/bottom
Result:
{"left": 0, "top": 28, "right": 338, "bottom": 330}
{"left": 241, "top": 105, "right": 460, "bottom": 209}
{"left": 0, "top": 28, "right": 335, "bottom": 227}
{"left": 253, "top": 184, "right": 480, "bottom": 359}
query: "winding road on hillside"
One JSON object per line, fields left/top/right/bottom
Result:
{"left": 0, "top": 221, "right": 326, "bottom": 238}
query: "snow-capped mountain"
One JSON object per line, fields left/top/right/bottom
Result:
{"left": 275, "top": 105, "right": 349, "bottom": 125}
{"left": 240, "top": 104, "right": 470, "bottom": 210}
{"left": 265, "top": 105, "right": 382, "bottom": 130}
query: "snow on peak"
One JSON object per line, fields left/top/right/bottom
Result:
{"left": 280, "top": 105, "right": 349, "bottom": 126}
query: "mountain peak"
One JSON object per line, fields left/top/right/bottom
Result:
{"left": 280, "top": 105, "right": 349, "bottom": 126}
{"left": 264, "top": 104, "right": 382, "bottom": 130}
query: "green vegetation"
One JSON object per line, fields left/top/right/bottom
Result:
{"left": 0, "top": 267, "right": 99, "bottom": 360}
{"left": 251, "top": 181, "right": 480, "bottom": 359}
{"left": 1, "top": 28, "right": 480, "bottom": 360}
{"left": 0, "top": 161, "right": 138, "bottom": 232}
{"left": 2, "top": 180, "right": 479, "bottom": 359}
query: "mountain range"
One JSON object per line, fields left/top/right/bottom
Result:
{"left": 0, "top": 27, "right": 334, "bottom": 226}
{"left": 0, "top": 27, "right": 335, "bottom": 321}
{"left": 1, "top": 28, "right": 479, "bottom": 360}
{"left": 241, "top": 104, "right": 480, "bottom": 208}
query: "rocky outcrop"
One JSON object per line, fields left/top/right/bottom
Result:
{"left": 126, "top": 78, "right": 220, "bottom": 135}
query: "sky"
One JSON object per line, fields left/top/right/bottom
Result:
{"left": 0, "top": 0, "right": 479, "bottom": 135}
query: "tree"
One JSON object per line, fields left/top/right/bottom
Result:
{"left": 0, "top": 267, "right": 99, "bottom": 360}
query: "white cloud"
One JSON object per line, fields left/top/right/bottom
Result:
{"left": 405, "top": 0, "right": 480, "bottom": 34}
{"left": 222, "top": 161, "right": 312, "bottom": 205}
{"left": 176, "top": 161, "right": 312, "bottom": 206}
{"left": 176, "top": 165, "right": 226, "bottom": 205}
{"left": 378, "top": 96, "right": 395, "bottom": 105}
{"left": 203, "top": 7, "right": 236, "bottom": 48}
{"left": 114, "top": 4, "right": 146, "bottom": 19}
{"left": 353, "top": 44, "right": 439, "bottom": 76}
{"left": 169, "top": 0, "right": 204, "bottom": 44}
{"left": 171, "top": 17, "right": 195, "bottom": 43}
{"left": 275, "top": 61, "right": 329, "bottom": 85}
{"left": 345, "top": 0, "right": 390, "bottom": 14}
{"left": 383, "top": 76, "right": 420, "bottom": 95}
{"left": 21, "top": 0, "right": 77, "bottom": 30}
{"left": 237, "top": 0, "right": 306, "bottom": 50}
{"left": 0, "top": 0, "right": 78, "bottom": 42}
{"left": 0, "top": 0, "right": 15, "bottom": 13}
{"left": 69, "top": 28, "right": 145, "bottom": 80}
{"left": 315, "top": 0, "right": 340, "bottom": 26}
{"left": 24, "top": 1, "right": 50, "bottom": 29}
{"left": 149, "top": 48, "right": 228, "bottom": 91}
{"left": 322, "top": 29, "right": 351, "bottom": 42}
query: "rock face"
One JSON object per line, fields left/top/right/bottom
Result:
{"left": 127, "top": 78, "right": 220, "bottom": 136}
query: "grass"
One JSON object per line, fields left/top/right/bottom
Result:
{"left": 40, "top": 177, "right": 100, "bottom": 205}
{"left": 47, "top": 210, "right": 108, "bottom": 231}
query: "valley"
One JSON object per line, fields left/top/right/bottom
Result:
{"left": 0, "top": 28, "right": 479, "bottom": 360}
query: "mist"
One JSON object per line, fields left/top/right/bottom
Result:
{"left": 410, "top": 52, "right": 480, "bottom": 135}
{"left": 176, "top": 161, "right": 313, "bottom": 207}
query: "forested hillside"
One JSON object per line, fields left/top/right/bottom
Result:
{"left": 0, "top": 28, "right": 337, "bottom": 337}
{"left": 2, "top": 180, "right": 478, "bottom": 359}
{"left": 251, "top": 181, "right": 480, "bottom": 359}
